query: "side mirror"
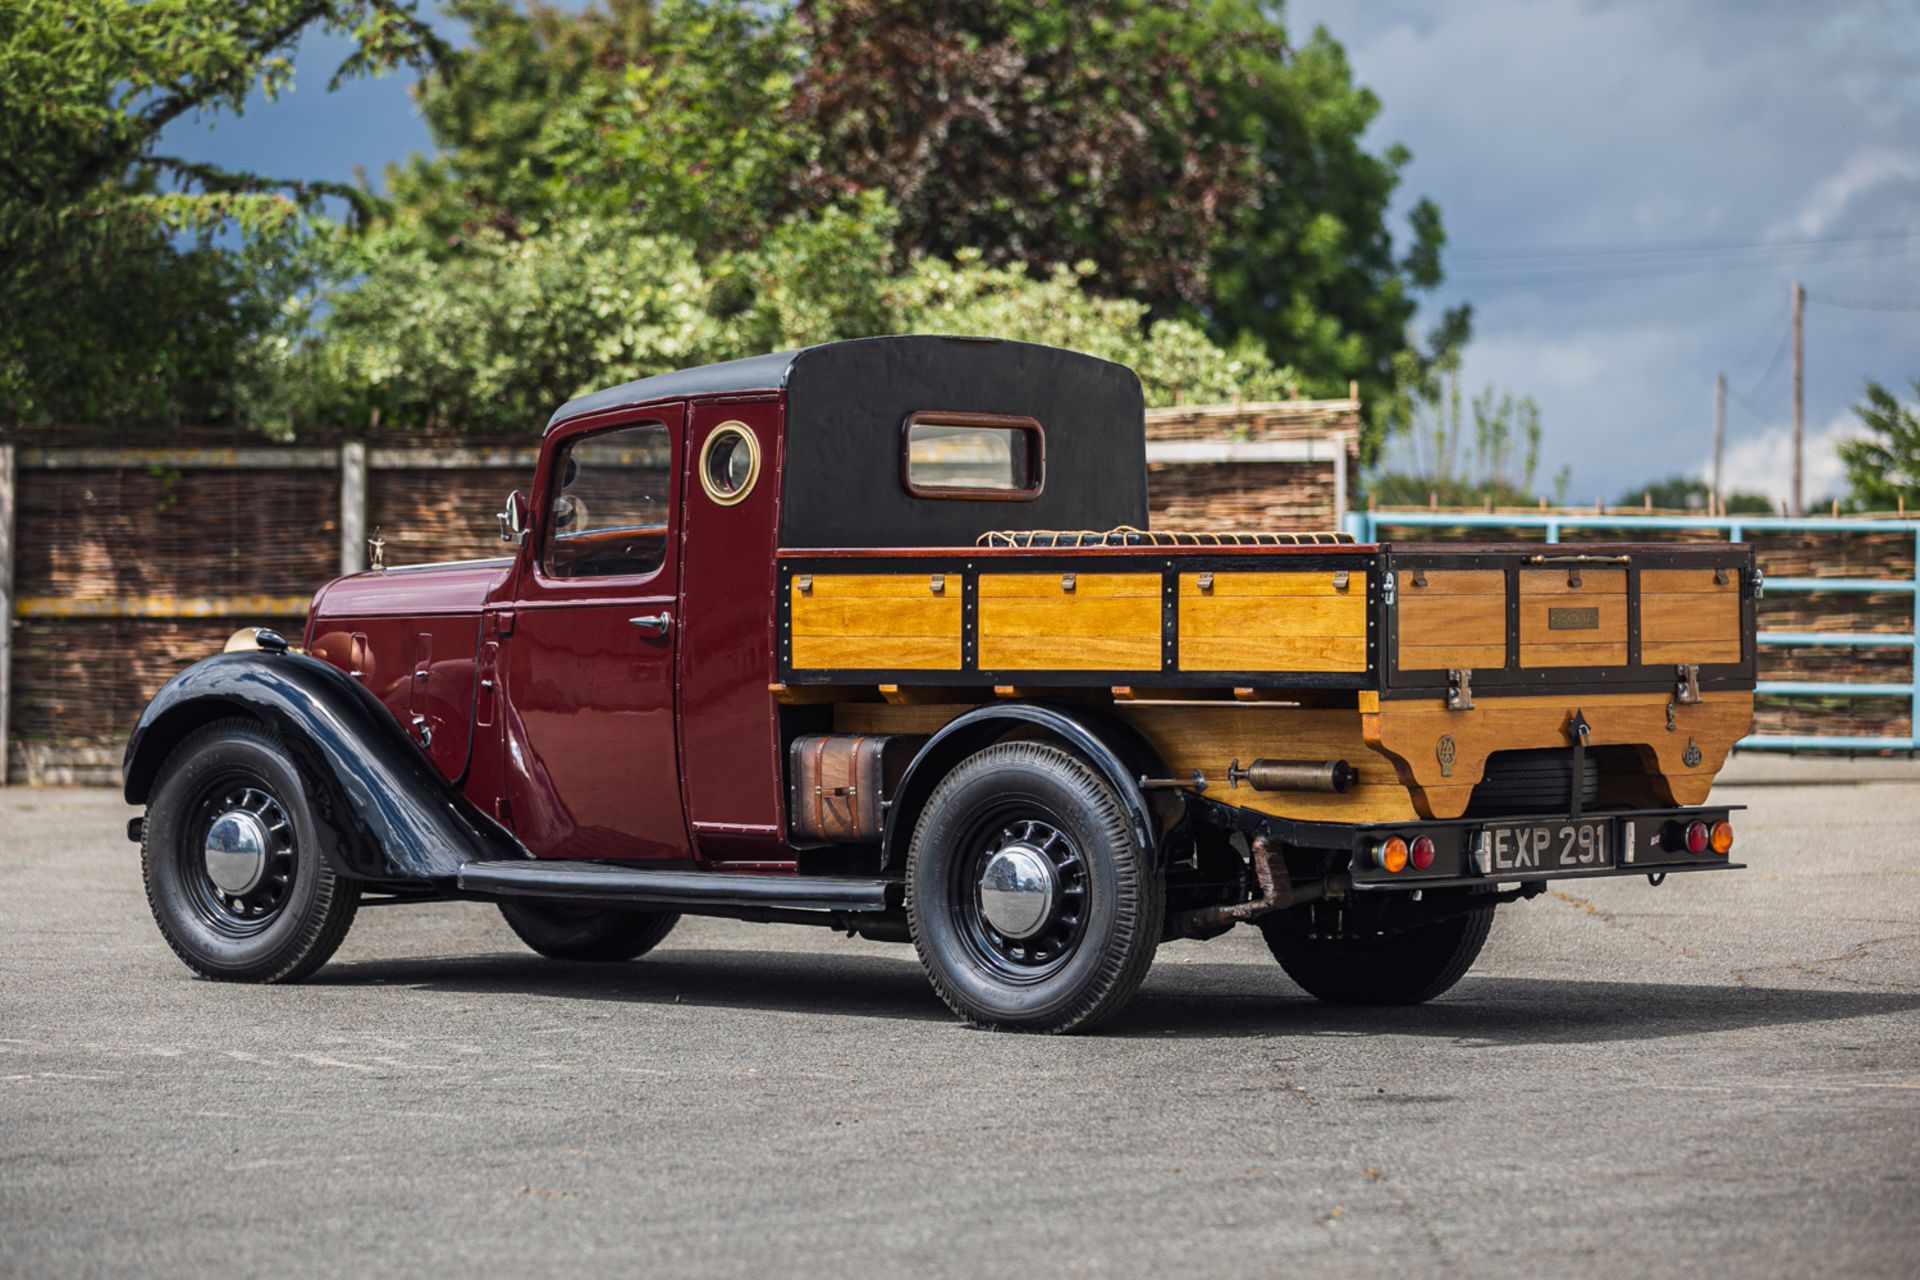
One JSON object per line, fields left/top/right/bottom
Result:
{"left": 498, "top": 489, "right": 529, "bottom": 544}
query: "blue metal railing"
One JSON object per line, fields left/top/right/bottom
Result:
{"left": 1342, "top": 510, "right": 1920, "bottom": 752}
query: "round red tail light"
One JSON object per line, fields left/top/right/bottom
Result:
{"left": 1376, "top": 837, "right": 1409, "bottom": 874}
{"left": 1710, "top": 820, "right": 1734, "bottom": 854}
{"left": 1685, "top": 820, "right": 1710, "bottom": 854}
{"left": 1409, "top": 836, "right": 1437, "bottom": 870}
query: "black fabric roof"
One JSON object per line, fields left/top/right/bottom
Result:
{"left": 546, "top": 347, "right": 803, "bottom": 428}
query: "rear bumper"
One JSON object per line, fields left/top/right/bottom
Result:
{"left": 1343, "top": 805, "right": 1741, "bottom": 892}
{"left": 1202, "top": 801, "right": 1743, "bottom": 892}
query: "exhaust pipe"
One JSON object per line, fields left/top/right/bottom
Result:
{"left": 1173, "top": 835, "right": 1327, "bottom": 937}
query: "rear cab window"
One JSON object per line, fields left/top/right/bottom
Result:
{"left": 902, "top": 411, "right": 1044, "bottom": 500}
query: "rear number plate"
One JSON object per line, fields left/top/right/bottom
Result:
{"left": 1477, "top": 819, "right": 1612, "bottom": 873}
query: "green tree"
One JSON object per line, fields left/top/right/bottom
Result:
{"left": 1838, "top": 378, "right": 1920, "bottom": 511}
{"left": 0, "top": 0, "right": 443, "bottom": 428}
{"left": 366, "top": 0, "right": 1456, "bottom": 445}
{"left": 1614, "top": 475, "right": 1772, "bottom": 515}
{"left": 794, "top": 1, "right": 1467, "bottom": 431}
{"left": 290, "top": 0, "right": 1309, "bottom": 431}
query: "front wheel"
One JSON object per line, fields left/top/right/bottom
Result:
{"left": 141, "top": 718, "right": 360, "bottom": 982}
{"left": 906, "top": 742, "right": 1160, "bottom": 1034}
{"left": 1260, "top": 899, "right": 1494, "bottom": 1006}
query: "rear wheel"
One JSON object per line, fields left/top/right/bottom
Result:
{"left": 1261, "top": 900, "right": 1494, "bottom": 1006}
{"left": 498, "top": 902, "right": 680, "bottom": 961}
{"left": 141, "top": 718, "right": 359, "bottom": 982}
{"left": 906, "top": 742, "right": 1160, "bottom": 1034}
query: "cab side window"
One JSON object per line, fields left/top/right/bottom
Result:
{"left": 543, "top": 421, "right": 673, "bottom": 579}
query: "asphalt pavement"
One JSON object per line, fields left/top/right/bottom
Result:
{"left": 3, "top": 766, "right": 1918, "bottom": 1278}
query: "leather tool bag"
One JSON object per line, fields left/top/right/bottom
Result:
{"left": 788, "top": 734, "right": 921, "bottom": 842}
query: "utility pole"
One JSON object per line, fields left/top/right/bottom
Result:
{"left": 1712, "top": 372, "right": 1726, "bottom": 514}
{"left": 1791, "top": 280, "right": 1805, "bottom": 517}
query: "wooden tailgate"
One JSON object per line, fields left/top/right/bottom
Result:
{"left": 1518, "top": 567, "right": 1627, "bottom": 668}
{"left": 1641, "top": 567, "right": 1742, "bottom": 665}
{"left": 1395, "top": 569, "right": 1506, "bottom": 672}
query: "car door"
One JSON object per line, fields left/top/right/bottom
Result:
{"left": 501, "top": 410, "right": 693, "bottom": 861}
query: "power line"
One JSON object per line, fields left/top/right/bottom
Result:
{"left": 1734, "top": 312, "right": 1794, "bottom": 404}
{"left": 1451, "top": 227, "right": 1920, "bottom": 264}
{"left": 1807, "top": 291, "right": 1920, "bottom": 312}
{"left": 1725, "top": 383, "right": 1778, "bottom": 425}
{"left": 1446, "top": 241, "right": 1920, "bottom": 289}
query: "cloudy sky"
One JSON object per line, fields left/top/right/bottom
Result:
{"left": 1290, "top": 0, "right": 1920, "bottom": 506}
{"left": 165, "top": 2, "right": 1920, "bottom": 505}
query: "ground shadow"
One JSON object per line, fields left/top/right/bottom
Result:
{"left": 315, "top": 946, "right": 1920, "bottom": 1045}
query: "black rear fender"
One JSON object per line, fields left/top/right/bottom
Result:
{"left": 878, "top": 702, "right": 1171, "bottom": 874}
{"left": 123, "top": 651, "right": 523, "bottom": 881}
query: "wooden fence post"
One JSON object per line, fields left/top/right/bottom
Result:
{"left": 340, "top": 441, "right": 367, "bottom": 574}
{"left": 0, "top": 445, "right": 15, "bottom": 785}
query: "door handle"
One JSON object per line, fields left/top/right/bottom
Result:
{"left": 628, "top": 613, "right": 672, "bottom": 636}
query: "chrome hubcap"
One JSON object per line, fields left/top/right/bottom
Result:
{"left": 188, "top": 784, "right": 297, "bottom": 931}
{"left": 205, "top": 809, "right": 270, "bottom": 895}
{"left": 978, "top": 843, "right": 1057, "bottom": 940}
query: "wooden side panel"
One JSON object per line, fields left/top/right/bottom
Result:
{"left": 1396, "top": 575, "right": 1507, "bottom": 671}
{"left": 978, "top": 572, "right": 1160, "bottom": 671}
{"left": 835, "top": 700, "right": 1422, "bottom": 823}
{"left": 1642, "top": 571, "right": 1743, "bottom": 665}
{"left": 790, "top": 573, "right": 961, "bottom": 670}
{"left": 1517, "top": 568, "right": 1627, "bottom": 668}
{"left": 1177, "top": 572, "right": 1367, "bottom": 673}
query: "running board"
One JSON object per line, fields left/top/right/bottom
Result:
{"left": 455, "top": 860, "right": 892, "bottom": 914}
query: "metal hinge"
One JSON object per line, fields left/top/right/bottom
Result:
{"left": 930, "top": 574, "right": 945, "bottom": 595}
{"left": 1196, "top": 572, "right": 1214, "bottom": 593}
{"left": 795, "top": 574, "right": 813, "bottom": 595}
{"left": 1447, "top": 668, "right": 1476, "bottom": 711}
{"left": 1675, "top": 663, "right": 1702, "bottom": 706}
{"left": 1332, "top": 570, "right": 1350, "bottom": 591}
{"left": 1061, "top": 573, "right": 1076, "bottom": 593}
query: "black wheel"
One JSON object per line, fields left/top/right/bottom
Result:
{"left": 141, "top": 718, "right": 359, "bottom": 983}
{"left": 1260, "top": 900, "right": 1494, "bottom": 1006}
{"left": 498, "top": 902, "right": 680, "bottom": 961}
{"left": 906, "top": 742, "right": 1160, "bottom": 1034}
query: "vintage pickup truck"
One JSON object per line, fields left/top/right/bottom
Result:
{"left": 125, "top": 337, "right": 1754, "bottom": 1032}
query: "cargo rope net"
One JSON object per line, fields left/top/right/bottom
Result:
{"left": 975, "top": 525, "right": 1356, "bottom": 548}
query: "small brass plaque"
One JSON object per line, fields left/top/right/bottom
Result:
{"left": 1548, "top": 606, "right": 1600, "bottom": 631}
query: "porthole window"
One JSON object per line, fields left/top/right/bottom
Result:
{"left": 699, "top": 421, "right": 761, "bottom": 506}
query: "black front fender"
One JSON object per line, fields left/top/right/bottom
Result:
{"left": 123, "top": 651, "right": 524, "bottom": 881}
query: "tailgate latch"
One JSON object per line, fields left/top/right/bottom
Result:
{"left": 1446, "top": 668, "right": 1475, "bottom": 711}
{"left": 1565, "top": 709, "right": 1592, "bottom": 821}
{"left": 1675, "top": 663, "right": 1703, "bottom": 706}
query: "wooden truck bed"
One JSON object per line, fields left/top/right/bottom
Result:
{"left": 774, "top": 538, "right": 1758, "bottom": 826}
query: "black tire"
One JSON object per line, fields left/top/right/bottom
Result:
{"left": 141, "top": 718, "right": 360, "bottom": 983}
{"left": 906, "top": 742, "right": 1160, "bottom": 1034}
{"left": 498, "top": 902, "right": 680, "bottom": 961}
{"left": 1260, "top": 901, "right": 1494, "bottom": 1006}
